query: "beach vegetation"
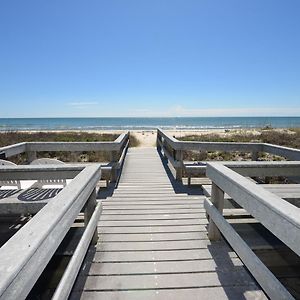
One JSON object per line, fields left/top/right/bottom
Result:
{"left": 177, "top": 129, "right": 300, "bottom": 162}
{"left": 129, "top": 133, "right": 140, "bottom": 147}
{"left": 0, "top": 131, "right": 139, "bottom": 163}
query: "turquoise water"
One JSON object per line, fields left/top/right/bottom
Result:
{"left": 0, "top": 117, "right": 300, "bottom": 131}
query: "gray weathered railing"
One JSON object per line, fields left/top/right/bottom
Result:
{"left": 157, "top": 128, "right": 300, "bottom": 182}
{"left": 204, "top": 161, "right": 300, "bottom": 300}
{"left": 0, "top": 132, "right": 129, "bottom": 183}
{"left": 0, "top": 164, "right": 101, "bottom": 300}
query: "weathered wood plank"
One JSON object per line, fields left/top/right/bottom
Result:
{"left": 76, "top": 270, "right": 258, "bottom": 291}
{"left": 102, "top": 209, "right": 205, "bottom": 214}
{"left": 205, "top": 198, "right": 294, "bottom": 300}
{"left": 206, "top": 162, "right": 300, "bottom": 257}
{"left": 102, "top": 204, "right": 203, "bottom": 209}
{"left": 0, "top": 165, "right": 101, "bottom": 300}
{"left": 98, "top": 225, "right": 207, "bottom": 234}
{"left": 74, "top": 147, "right": 266, "bottom": 299}
{"left": 99, "top": 231, "right": 208, "bottom": 241}
{"left": 98, "top": 219, "right": 207, "bottom": 227}
{"left": 71, "top": 286, "right": 267, "bottom": 300}
{"left": 85, "top": 257, "right": 244, "bottom": 275}
{"left": 103, "top": 201, "right": 203, "bottom": 206}
{"left": 92, "top": 246, "right": 237, "bottom": 262}
{"left": 204, "top": 182, "right": 300, "bottom": 200}
{"left": 96, "top": 239, "right": 212, "bottom": 251}
{"left": 100, "top": 213, "right": 205, "bottom": 220}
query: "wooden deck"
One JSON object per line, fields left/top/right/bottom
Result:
{"left": 71, "top": 148, "right": 267, "bottom": 299}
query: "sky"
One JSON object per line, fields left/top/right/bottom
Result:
{"left": 0, "top": 0, "right": 300, "bottom": 117}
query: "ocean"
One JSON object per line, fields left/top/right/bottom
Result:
{"left": 0, "top": 117, "right": 300, "bottom": 131}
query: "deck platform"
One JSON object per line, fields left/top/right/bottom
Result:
{"left": 71, "top": 148, "right": 267, "bottom": 299}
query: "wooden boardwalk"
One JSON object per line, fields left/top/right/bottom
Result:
{"left": 71, "top": 148, "right": 267, "bottom": 299}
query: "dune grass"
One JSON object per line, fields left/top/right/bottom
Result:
{"left": 177, "top": 129, "right": 300, "bottom": 162}
{"left": 178, "top": 129, "right": 300, "bottom": 148}
{"left": 0, "top": 131, "right": 138, "bottom": 163}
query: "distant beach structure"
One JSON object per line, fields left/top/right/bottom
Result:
{"left": 0, "top": 116, "right": 300, "bottom": 131}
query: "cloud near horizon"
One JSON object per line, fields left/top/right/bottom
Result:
{"left": 125, "top": 105, "right": 300, "bottom": 117}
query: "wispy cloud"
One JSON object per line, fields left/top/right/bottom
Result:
{"left": 167, "top": 105, "right": 300, "bottom": 117}
{"left": 67, "top": 101, "right": 98, "bottom": 107}
{"left": 120, "top": 105, "right": 300, "bottom": 117}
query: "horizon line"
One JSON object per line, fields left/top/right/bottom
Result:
{"left": 1, "top": 115, "right": 300, "bottom": 119}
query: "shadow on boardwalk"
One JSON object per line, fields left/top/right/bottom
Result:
{"left": 157, "top": 149, "right": 204, "bottom": 196}
{"left": 69, "top": 147, "right": 267, "bottom": 299}
{"left": 207, "top": 242, "right": 265, "bottom": 299}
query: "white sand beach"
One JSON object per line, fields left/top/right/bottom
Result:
{"left": 129, "top": 128, "right": 291, "bottom": 147}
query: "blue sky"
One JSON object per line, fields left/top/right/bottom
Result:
{"left": 0, "top": 0, "right": 300, "bottom": 117}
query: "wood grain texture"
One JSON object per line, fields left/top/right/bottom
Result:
{"left": 71, "top": 148, "right": 267, "bottom": 300}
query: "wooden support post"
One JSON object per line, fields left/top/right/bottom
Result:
{"left": 27, "top": 151, "right": 37, "bottom": 163}
{"left": 110, "top": 150, "right": 119, "bottom": 182}
{"left": 156, "top": 134, "right": 161, "bottom": 151}
{"left": 208, "top": 182, "right": 224, "bottom": 241}
{"left": 175, "top": 150, "right": 183, "bottom": 181}
{"left": 188, "top": 176, "right": 191, "bottom": 186}
{"left": 162, "top": 140, "right": 168, "bottom": 159}
{"left": 71, "top": 151, "right": 78, "bottom": 162}
{"left": 84, "top": 188, "right": 98, "bottom": 244}
{"left": 252, "top": 151, "right": 259, "bottom": 161}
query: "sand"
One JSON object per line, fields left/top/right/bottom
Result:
{"left": 131, "top": 128, "right": 295, "bottom": 147}
{"left": 130, "top": 130, "right": 157, "bottom": 147}
{"left": 130, "top": 128, "right": 263, "bottom": 147}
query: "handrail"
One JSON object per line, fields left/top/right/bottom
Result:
{"left": 114, "top": 132, "right": 129, "bottom": 144}
{"left": 0, "top": 131, "right": 129, "bottom": 183}
{"left": 0, "top": 132, "right": 129, "bottom": 158}
{"left": 52, "top": 201, "right": 102, "bottom": 300}
{"left": 157, "top": 128, "right": 300, "bottom": 181}
{"left": 0, "top": 164, "right": 101, "bottom": 299}
{"left": 0, "top": 142, "right": 26, "bottom": 158}
{"left": 207, "top": 162, "right": 300, "bottom": 241}
{"left": 204, "top": 199, "right": 293, "bottom": 300}
{"left": 157, "top": 128, "right": 262, "bottom": 151}
{"left": 224, "top": 161, "right": 300, "bottom": 177}
{"left": 262, "top": 143, "right": 300, "bottom": 160}
{"left": 205, "top": 161, "right": 299, "bottom": 299}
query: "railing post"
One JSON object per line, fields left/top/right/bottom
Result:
{"left": 110, "top": 150, "right": 119, "bottom": 182}
{"left": 27, "top": 151, "right": 37, "bottom": 163}
{"left": 208, "top": 182, "right": 224, "bottom": 241}
{"left": 162, "top": 139, "right": 168, "bottom": 159}
{"left": 156, "top": 131, "right": 161, "bottom": 151}
{"left": 175, "top": 150, "right": 183, "bottom": 181}
{"left": 84, "top": 188, "right": 98, "bottom": 244}
{"left": 71, "top": 151, "right": 78, "bottom": 162}
{"left": 252, "top": 151, "right": 259, "bottom": 161}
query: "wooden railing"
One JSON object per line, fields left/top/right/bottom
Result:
{"left": 0, "top": 132, "right": 129, "bottom": 183}
{"left": 157, "top": 128, "right": 300, "bottom": 181}
{"left": 204, "top": 161, "right": 300, "bottom": 300}
{"left": 0, "top": 164, "right": 101, "bottom": 300}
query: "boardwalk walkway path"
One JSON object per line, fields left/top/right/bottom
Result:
{"left": 72, "top": 148, "right": 267, "bottom": 299}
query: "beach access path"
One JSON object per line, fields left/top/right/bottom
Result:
{"left": 71, "top": 147, "right": 266, "bottom": 299}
